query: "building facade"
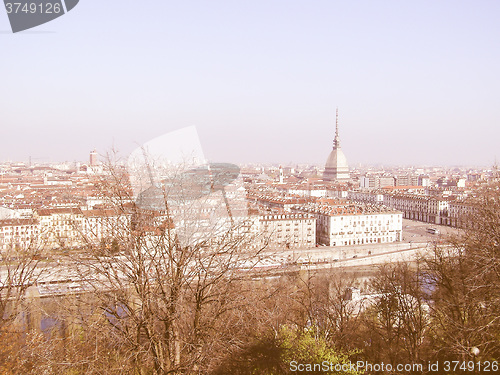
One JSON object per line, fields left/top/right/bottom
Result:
{"left": 257, "top": 213, "right": 316, "bottom": 249}
{"left": 0, "top": 218, "right": 41, "bottom": 251}
{"left": 293, "top": 203, "right": 402, "bottom": 246}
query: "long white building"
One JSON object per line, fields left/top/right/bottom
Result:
{"left": 293, "top": 202, "right": 402, "bottom": 246}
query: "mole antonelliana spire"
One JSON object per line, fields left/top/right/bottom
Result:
{"left": 333, "top": 107, "right": 340, "bottom": 148}
{"left": 323, "top": 107, "right": 350, "bottom": 182}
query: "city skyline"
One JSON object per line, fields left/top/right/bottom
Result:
{"left": 1, "top": 1, "right": 499, "bottom": 166}
{"left": 0, "top": 150, "right": 498, "bottom": 170}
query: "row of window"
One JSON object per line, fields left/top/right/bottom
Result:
{"left": 331, "top": 236, "right": 394, "bottom": 246}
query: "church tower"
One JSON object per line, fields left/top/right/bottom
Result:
{"left": 323, "top": 108, "right": 350, "bottom": 181}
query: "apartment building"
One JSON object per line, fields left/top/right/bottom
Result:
{"left": 293, "top": 203, "right": 402, "bottom": 246}
{"left": 0, "top": 218, "right": 41, "bottom": 251}
{"left": 257, "top": 213, "right": 316, "bottom": 250}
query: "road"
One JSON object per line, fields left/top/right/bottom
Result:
{"left": 401, "top": 218, "right": 460, "bottom": 242}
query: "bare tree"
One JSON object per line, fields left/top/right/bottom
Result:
{"left": 317, "top": 272, "right": 363, "bottom": 351}
{"left": 360, "top": 262, "right": 430, "bottom": 367}
{"left": 426, "top": 187, "right": 500, "bottom": 361}
{"left": 0, "top": 225, "right": 44, "bottom": 372}
{"left": 69, "top": 156, "right": 266, "bottom": 374}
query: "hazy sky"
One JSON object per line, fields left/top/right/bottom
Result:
{"left": 1, "top": 1, "right": 499, "bottom": 167}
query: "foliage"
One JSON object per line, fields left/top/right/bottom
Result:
{"left": 212, "top": 325, "right": 362, "bottom": 375}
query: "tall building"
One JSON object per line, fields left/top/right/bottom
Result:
{"left": 323, "top": 108, "right": 350, "bottom": 182}
{"left": 90, "top": 150, "right": 98, "bottom": 166}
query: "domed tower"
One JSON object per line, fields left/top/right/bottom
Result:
{"left": 323, "top": 108, "right": 350, "bottom": 182}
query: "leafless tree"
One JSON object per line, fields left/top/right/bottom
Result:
{"left": 426, "top": 186, "right": 500, "bottom": 361}
{"left": 0, "top": 230, "right": 44, "bottom": 372}
{"left": 317, "top": 272, "right": 363, "bottom": 351}
{"left": 68, "top": 155, "right": 267, "bottom": 374}
{"left": 360, "top": 262, "right": 430, "bottom": 367}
